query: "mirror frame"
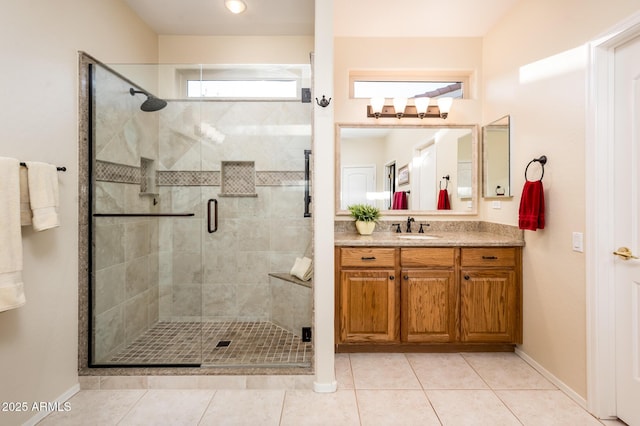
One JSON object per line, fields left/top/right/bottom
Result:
{"left": 335, "top": 123, "right": 479, "bottom": 217}
{"left": 482, "top": 115, "right": 512, "bottom": 199}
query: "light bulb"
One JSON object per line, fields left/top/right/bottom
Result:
{"left": 225, "top": 0, "right": 247, "bottom": 14}
{"left": 437, "top": 97, "right": 453, "bottom": 119}
{"left": 393, "top": 97, "right": 407, "bottom": 118}
{"left": 414, "top": 97, "right": 430, "bottom": 118}
{"left": 370, "top": 97, "right": 385, "bottom": 118}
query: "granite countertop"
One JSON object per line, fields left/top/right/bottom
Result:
{"left": 335, "top": 231, "right": 525, "bottom": 247}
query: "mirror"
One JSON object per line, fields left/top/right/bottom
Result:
{"left": 482, "top": 115, "right": 511, "bottom": 198}
{"left": 336, "top": 124, "right": 478, "bottom": 215}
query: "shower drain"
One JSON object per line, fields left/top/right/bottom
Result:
{"left": 216, "top": 340, "right": 231, "bottom": 347}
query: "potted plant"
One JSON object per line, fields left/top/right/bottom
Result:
{"left": 348, "top": 204, "right": 380, "bottom": 235}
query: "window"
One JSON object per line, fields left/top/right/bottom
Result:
{"left": 187, "top": 80, "right": 298, "bottom": 98}
{"left": 349, "top": 71, "right": 470, "bottom": 100}
{"left": 353, "top": 80, "right": 463, "bottom": 99}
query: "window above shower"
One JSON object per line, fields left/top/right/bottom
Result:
{"left": 108, "top": 63, "right": 311, "bottom": 102}
{"left": 178, "top": 64, "right": 310, "bottom": 101}
{"left": 187, "top": 80, "right": 298, "bottom": 99}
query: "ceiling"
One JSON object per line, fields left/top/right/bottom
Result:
{"left": 124, "top": 0, "right": 315, "bottom": 36}
{"left": 124, "top": 0, "right": 520, "bottom": 37}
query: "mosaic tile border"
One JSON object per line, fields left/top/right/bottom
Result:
{"left": 157, "top": 170, "right": 221, "bottom": 186}
{"left": 95, "top": 160, "right": 140, "bottom": 184}
{"left": 97, "top": 161, "right": 304, "bottom": 187}
{"left": 257, "top": 171, "right": 305, "bottom": 186}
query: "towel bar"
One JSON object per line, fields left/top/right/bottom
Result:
{"left": 20, "top": 162, "right": 66, "bottom": 172}
{"left": 93, "top": 213, "right": 195, "bottom": 217}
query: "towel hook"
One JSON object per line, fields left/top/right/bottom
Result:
{"left": 440, "top": 174, "right": 450, "bottom": 190}
{"left": 524, "top": 155, "right": 547, "bottom": 181}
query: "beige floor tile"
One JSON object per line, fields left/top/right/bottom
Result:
{"left": 335, "top": 353, "right": 354, "bottom": 389}
{"left": 496, "top": 390, "right": 603, "bottom": 425}
{"left": 406, "top": 353, "right": 489, "bottom": 389}
{"left": 427, "top": 389, "right": 521, "bottom": 425}
{"left": 118, "top": 389, "right": 214, "bottom": 425}
{"left": 39, "top": 390, "right": 145, "bottom": 426}
{"left": 462, "top": 352, "right": 556, "bottom": 389}
{"left": 280, "top": 389, "right": 360, "bottom": 426}
{"left": 350, "top": 353, "right": 421, "bottom": 390}
{"left": 356, "top": 390, "right": 441, "bottom": 426}
{"left": 199, "top": 389, "right": 284, "bottom": 426}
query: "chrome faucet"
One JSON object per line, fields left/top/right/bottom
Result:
{"left": 406, "top": 216, "right": 415, "bottom": 233}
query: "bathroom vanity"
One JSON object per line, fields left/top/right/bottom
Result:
{"left": 334, "top": 227, "right": 523, "bottom": 352}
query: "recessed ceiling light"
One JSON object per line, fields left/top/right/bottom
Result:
{"left": 225, "top": 0, "right": 247, "bottom": 14}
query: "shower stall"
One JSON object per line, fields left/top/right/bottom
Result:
{"left": 87, "top": 59, "right": 313, "bottom": 369}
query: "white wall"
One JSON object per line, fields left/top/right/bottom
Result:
{"left": 0, "top": 1, "right": 157, "bottom": 424}
{"left": 482, "top": 0, "right": 640, "bottom": 399}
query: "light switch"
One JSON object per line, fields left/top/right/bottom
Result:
{"left": 492, "top": 201, "right": 502, "bottom": 209}
{"left": 572, "top": 232, "right": 584, "bottom": 252}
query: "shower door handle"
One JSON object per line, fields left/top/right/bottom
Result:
{"left": 207, "top": 199, "right": 218, "bottom": 233}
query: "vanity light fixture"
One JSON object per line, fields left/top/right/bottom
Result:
{"left": 225, "top": 0, "right": 247, "bottom": 14}
{"left": 437, "top": 97, "right": 453, "bottom": 119}
{"left": 414, "top": 96, "right": 431, "bottom": 118}
{"left": 370, "top": 97, "right": 385, "bottom": 118}
{"left": 367, "top": 97, "right": 453, "bottom": 119}
{"left": 392, "top": 97, "right": 407, "bottom": 118}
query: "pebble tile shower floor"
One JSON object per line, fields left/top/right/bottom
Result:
{"left": 106, "top": 321, "right": 312, "bottom": 367}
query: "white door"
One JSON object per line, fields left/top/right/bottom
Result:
{"left": 613, "top": 33, "right": 640, "bottom": 426}
{"left": 341, "top": 165, "right": 375, "bottom": 210}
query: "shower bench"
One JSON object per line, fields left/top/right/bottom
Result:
{"left": 268, "top": 273, "right": 312, "bottom": 339}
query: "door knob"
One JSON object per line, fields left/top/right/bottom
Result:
{"left": 613, "top": 247, "right": 639, "bottom": 260}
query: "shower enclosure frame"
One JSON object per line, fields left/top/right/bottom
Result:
{"left": 77, "top": 52, "right": 314, "bottom": 376}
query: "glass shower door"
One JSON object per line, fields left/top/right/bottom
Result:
{"left": 90, "top": 62, "right": 204, "bottom": 366}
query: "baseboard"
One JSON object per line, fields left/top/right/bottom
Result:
{"left": 23, "top": 383, "right": 80, "bottom": 426}
{"left": 313, "top": 380, "right": 337, "bottom": 393}
{"left": 515, "top": 348, "right": 587, "bottom": 409}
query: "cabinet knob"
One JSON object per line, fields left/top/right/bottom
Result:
{"left": 464, "top": 275, "right": 470, "bottom": 280}
{"left": 403, "top": 275, "right": 409, "bottom": 280}
{"left": 389, "top": 275, "right": 395, "bottom": 281}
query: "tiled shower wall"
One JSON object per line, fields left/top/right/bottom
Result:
{"left": 92, "top": 64, "right": 160, "bottom": 363}
{"left": 91, "top": 65, "right": 313, "bottom": 362}
{"left": 156, "top": 101, "right": 312, "bottom": 322}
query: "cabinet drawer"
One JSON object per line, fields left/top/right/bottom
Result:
{"left": 461, "top": 248, "right": 517, "bottom": 267}
{"left": 341, "top": 248, "right": 396, "bottom": 267}
{"left": 401, "top": 248, "right": 455, "bottom": 267}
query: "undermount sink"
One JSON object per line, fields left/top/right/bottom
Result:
{"left": 397, "top": 235, "right": 440, "bottom": 240}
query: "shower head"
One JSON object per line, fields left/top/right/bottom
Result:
{"left": 129, "top": 88, "right": 167, "bottom": 112}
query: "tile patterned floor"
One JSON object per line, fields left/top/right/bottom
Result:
{"left": 40, "top": 353, "right": 629, "bottom": 425}
{"left": 106, "top": 321, "right": 312, "bottom": 367}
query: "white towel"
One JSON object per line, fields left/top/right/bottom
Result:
{"left": 290, "top": 256, "right": 313, "bottom": 282}
{"left": 19, "top": 166, "right": 32, "bottom": 226}
{"left": 0, "top": 157, "right": 26, "bottom": 312}
{"left": 25, "top": 161, "right": 59, "bottom": 231}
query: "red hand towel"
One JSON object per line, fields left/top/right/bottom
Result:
{"left": 519, "top": 180, "right": 545, "bottom": 230}
{"left": 437, "top": 189, "right": 450, "bottom": 210}
{"left": 392, "top": 191, "right": 408, "bottom": 209}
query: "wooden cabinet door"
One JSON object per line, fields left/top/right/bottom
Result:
{"left": 460, "top": 269, "right": 516, "bottom": 342}
{"left": 339, "top": 270, "right": 398, "bottom": 342}
{"left": 402, "top": 269, "right": 457, "bottom": 342}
